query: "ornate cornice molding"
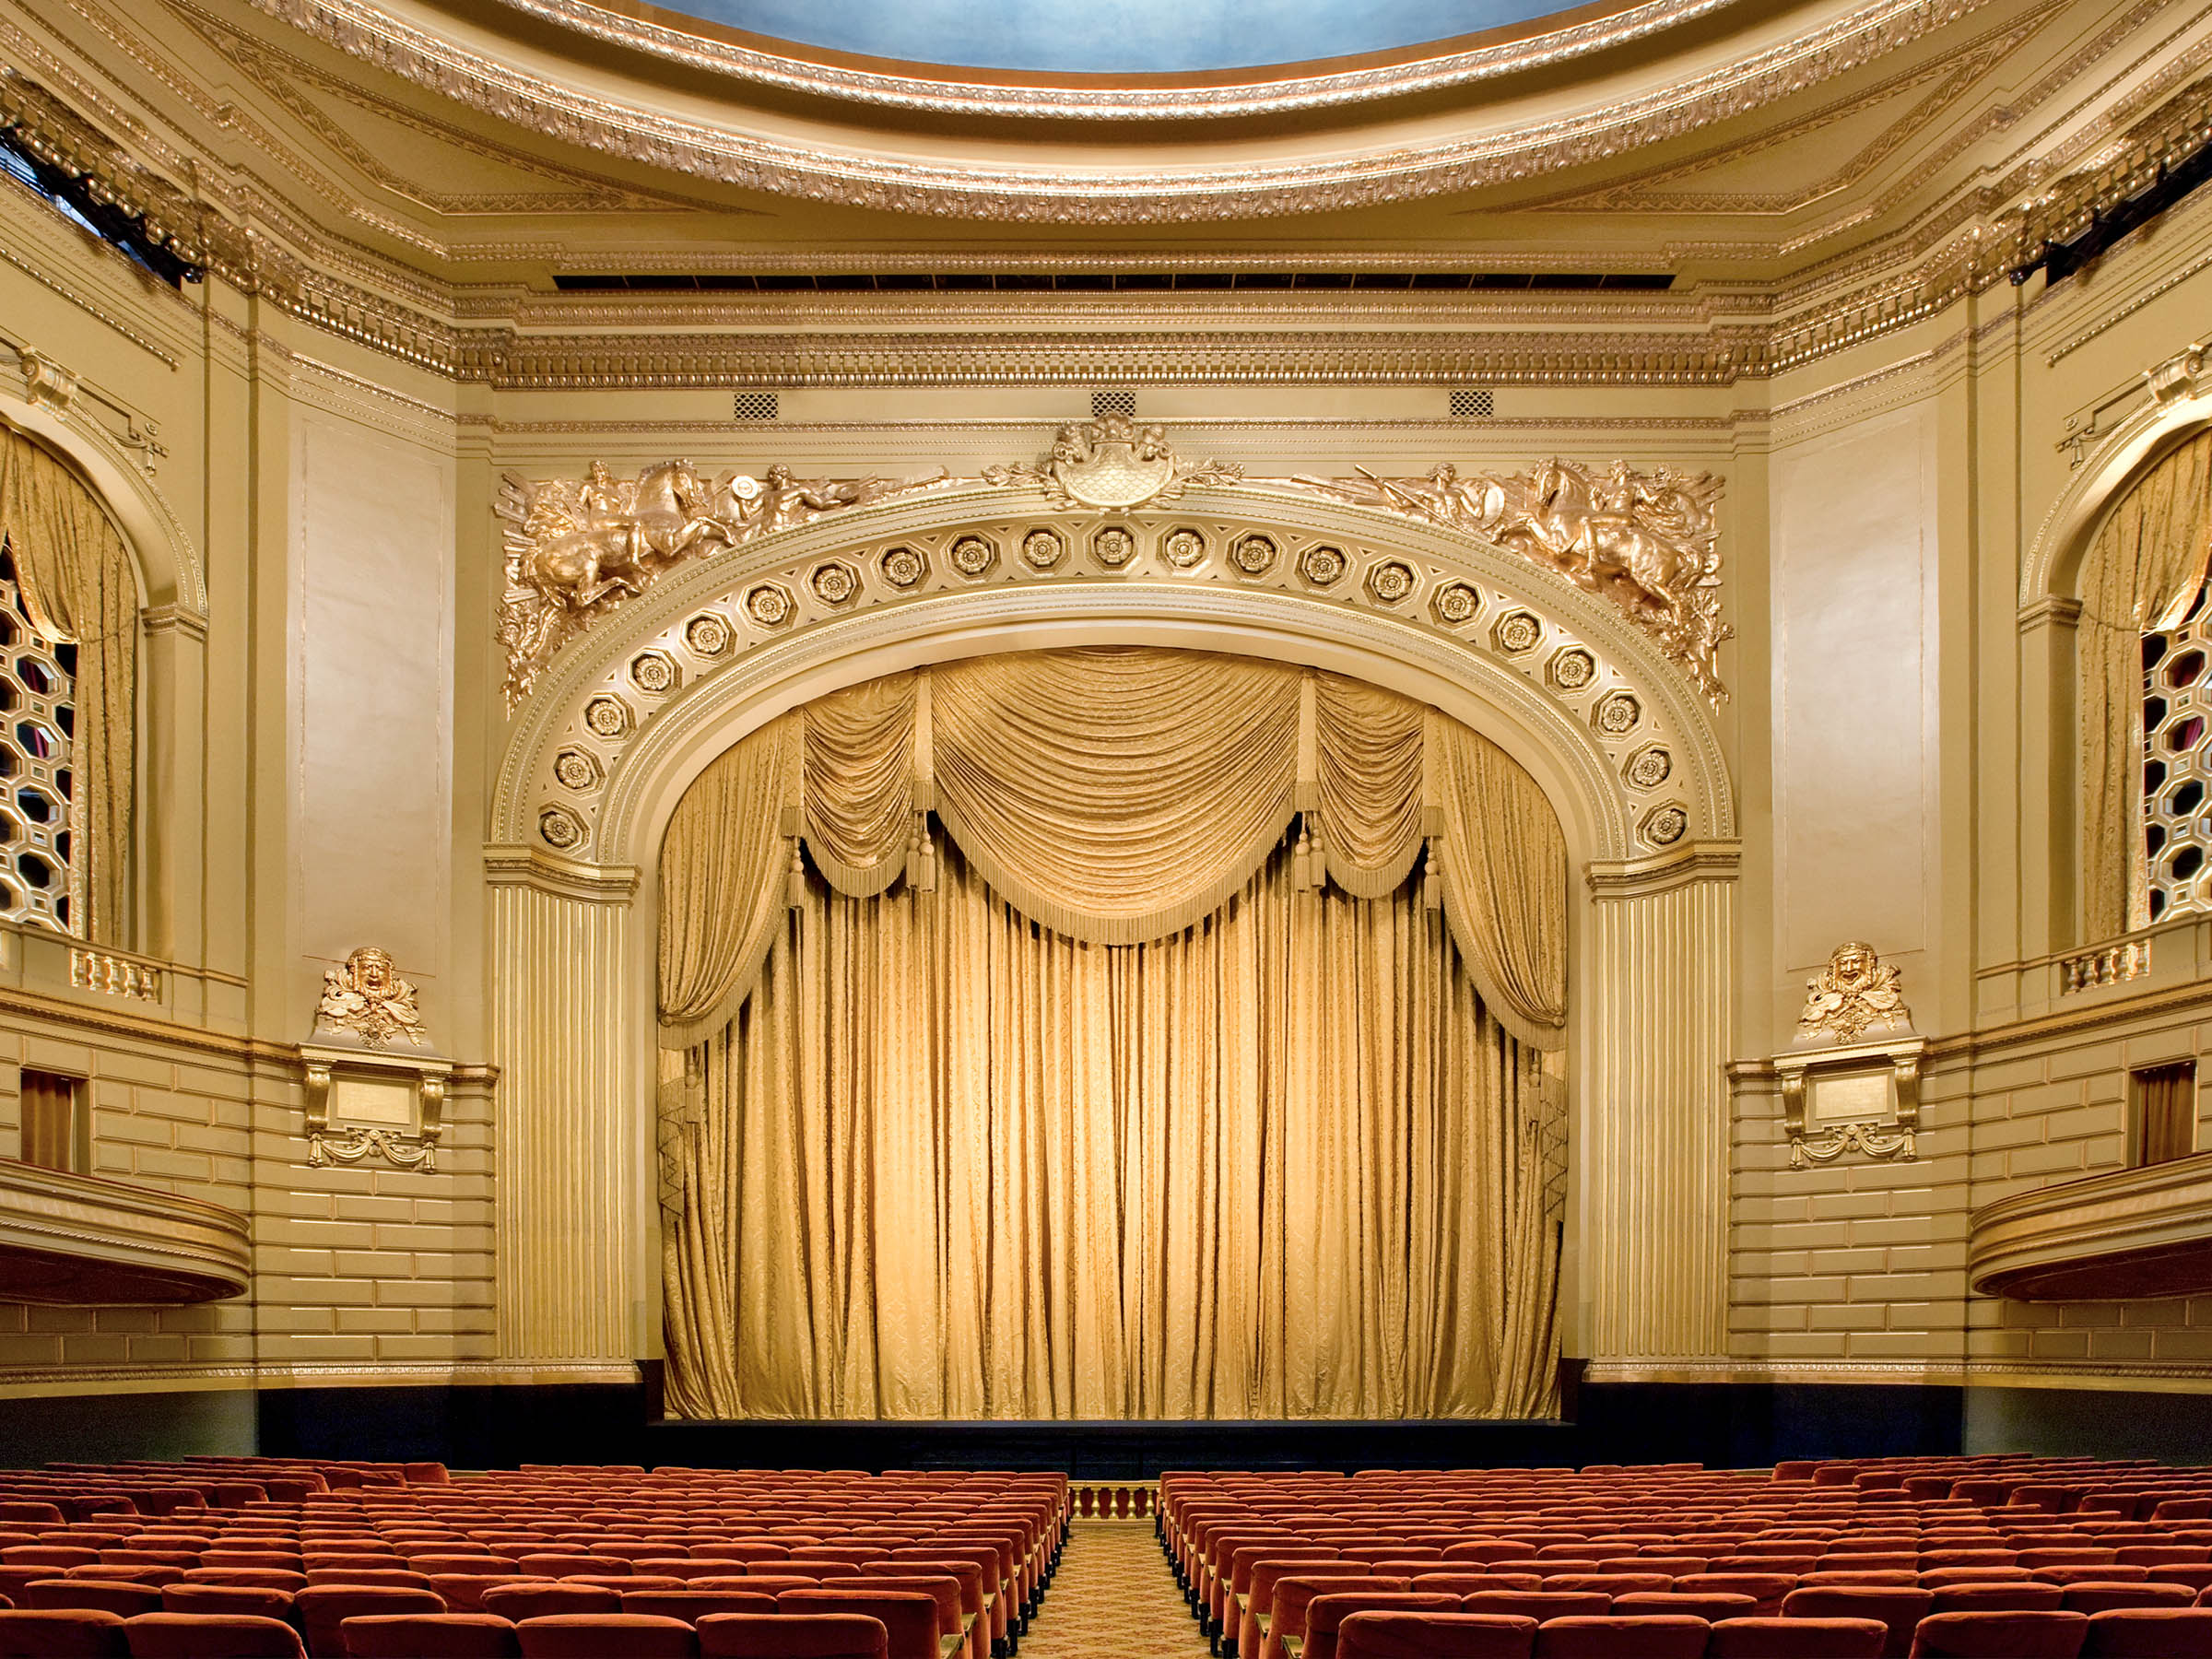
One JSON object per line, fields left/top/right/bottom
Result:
{"left": 476, "top": 0, "right": 1738, "bottom": 122}
{"left": 245, "top": 0, "right": 2000, "bottom": 221}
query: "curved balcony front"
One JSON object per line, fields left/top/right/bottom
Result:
{"left": 1969, "top": 1153, "right": 2212, "bottom": 1301}
{"left": 0, "top": 1159, "right": 250, "bottom": 1304}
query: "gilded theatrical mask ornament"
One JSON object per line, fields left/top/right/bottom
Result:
{"left": 314, "top": 947, "right": 429, "bottom": 1050}
{"left": 1779, "top": 942, "right": 1923, "bottom": 1170}
{"left": 1798, "top": 941, "right": 1912, "bottom": 1044}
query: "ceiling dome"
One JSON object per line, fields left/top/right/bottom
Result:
{"left": 623, "top": 0, "right": 1591, "bottom": 75}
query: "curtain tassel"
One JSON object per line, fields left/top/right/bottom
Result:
{"left": 912, "top": 812, "right": 937, "bottom": 893}
{"left": 785, "top": 838, "right": 807, "bottom": 909}
{"left": 1422, "top": 836, "right": 1443, "bottom": 911}
{"left": 1293, "top": 815, "right": 1316, "bottom": 891}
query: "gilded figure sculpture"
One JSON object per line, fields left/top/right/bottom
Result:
{"left": 314, "top": 947, "right": 430, "bottom": 1049}
{"left": 496, "top": 441, "right": 1728, "bottom": 711}
{"left": 1275, "top": 457, "right": 1729, "bottom": 700}
{"left": 496, "top": 460, "right": 950, "bottom": 706}
{"left": 1797, "top": 941, "right": 1911, "bottom": 1043}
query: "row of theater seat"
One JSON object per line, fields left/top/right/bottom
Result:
{"left": 0, "top": 1459, "right": 1067, "bottom": 1659}
{"left": 1162, "top": 1454, "right": 2212, "bottom": 1658}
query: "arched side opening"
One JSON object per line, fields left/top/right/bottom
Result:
{"left": 486, "top": 489, "right": 1739, "bottom": 1385}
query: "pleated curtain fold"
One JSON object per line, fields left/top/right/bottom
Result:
{"left": 2077, "top": 429, "right": 2212, "bottom": 940}
{"left": 656, "top": 647, "right": 1571, "bottom": 1422}
{"left": 0, "top": 428, "right": 137, "bottom": 946}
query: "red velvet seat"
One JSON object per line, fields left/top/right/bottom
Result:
{"left": 120, "top": 1613, "right": 303, "bottom": 1658}
{"left": 1675, "top": 1574, "right": 1795, "bottom": 1616}
{"left": 622, "top": 1592, "right": 779, "bottom": 1621}
{"left": 1707, "top": 1617, "right": 1888, "bottom": 1657}
{"left": 0, "top": 1610, "right": 130, "bottom": 1656}
{"left": 2061, "top": 1582, "right": 2194, "bottom": 1613}
{"left": 479, "top": 1585, "right": 618, "bottom": 1622}
{"left": 1529, "top": 1616, "right": 1710, "bottom": 1657}
{"left": 179, "top": 1570, "right": 306, "bottom": 1592}
{"left": 2080, "top": 1607, "right": 2212, "bottom": 1656}
{"left": 1267, "top": 1578, "right": 1415, "bottom": 1659}
{"left": 336, "top": 1614, "right": 523, "bottom": 1658}
{"left": 1906, "top": 1609, "right": 2090, "bottom": 1657}
{"left": 774, "top": 1591, "right": 936, "bottom": 1659}
{"left": 305, "top": 1571, "right": 437, "bottom": 1593}
{"left": 20, "top": 1589, "right": 160, "bottom": 1620}
{"left": 1334, "top": 1611, "right": 1538, "bottom": 1658}
{"left": 695, "top": 1613, "right": 889, "bottom": 1658}
{"left": 1929, "top": 1582, "right": 2064, "bottom": 1615}
{"left": 295, "top": 1586, "right": 447, "bottom": 1659}
{"left": 1783, "top": 1586, "right": 1935, "bottom": 1659}
{"left": 1461, "top": 1592, "right": 1608, "bottom": 1622}
{"left": 1303, "top": 1595, "right": 1463, "bottom": 1659}
{"left": 515, "top": 1613, "right": 699, "bottom": 1656}
{"left": 158, "top": 1585, "right": 289, "bottom": 1618}
{"left": 428, "top": 1577, "right": 515, "bottom": 1613}
{"left": 1611, "top": 1590, "right": 1755, "bottom": 1621}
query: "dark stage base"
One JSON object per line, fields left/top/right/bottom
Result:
{"left": 13, "top": 1378, "right": 2204, "bottom": 1472}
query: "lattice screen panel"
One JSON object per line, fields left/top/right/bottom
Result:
{"left": 0, "top": 557, "right": 76, "bottom": 934}
{"left": 2144, "top": 603, "right": 2212, "bottom": 924}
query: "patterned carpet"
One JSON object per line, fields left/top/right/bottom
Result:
{"left": 1026, "top": 1518, "right": 1213, "bottom": 1657}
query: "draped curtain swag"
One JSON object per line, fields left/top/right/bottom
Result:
{"left": 658, "top": 648, "right": 1569, "bottom": 1050}
{"left": 0, "top": 427, "right": 137, "bottom": 945}
{"left": 655, "top": 648, "right": 1570, "bottom": 1423}
{"left": 2078, "top": 429, "right": 2212, "bottom": 938}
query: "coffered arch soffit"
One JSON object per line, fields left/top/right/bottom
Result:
{"left": 492, "top": 484, "right": 1735, "bottom": 873}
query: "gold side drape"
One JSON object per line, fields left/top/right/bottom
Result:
{"left": 656, "top": 715, "right": 801, "bottom": 1050}
{"left": 0, "top": 427, "right": 137, "bottom": 944}
{"left": 1431, "top": 714, "right": 1571, "bottom": 1050}
{"left": 662, "top": 839, "right": 1564, "bottom": 1422}
{"left": 929, "top": 648, "right": 1300, "bottom": 944}
{"left": 656, "top": 648, "right": 1569, "bottom": 1050}
{"left": 2079, "top": 429, "right": 2212, "bottom": 938}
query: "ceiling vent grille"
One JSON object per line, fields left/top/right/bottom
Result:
{"left": 1091, "top": 389, "right": 1136, "bottom": 418}
{"left": 732, "top": 392, "right": 780, "bottom": 421}
{"left": 1451, "top": 388, "right": 1496, "bottom": 419}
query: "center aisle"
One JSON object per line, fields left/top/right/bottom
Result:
{"left": 1024, "top": 1517, "right": 1214, "bottom": 1658}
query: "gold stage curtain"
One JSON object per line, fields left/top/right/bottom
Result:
{"left": 0, "top": 428, "right": 137, "bottom": 945}
{"left": 929, "top": 648, "right": 1300, "bottom": 944}
{"left": 662, "top": 839, "right": 1564, "bottom": 1422}
{"left": 656, "top": 648, "right": 1569, "bottom": 1050}
{"left": 2078, "top": 429, "right": 2212, "bottom": 938}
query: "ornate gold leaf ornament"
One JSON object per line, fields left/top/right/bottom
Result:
{"left": 496, "top": 421, "right": 1729, "bottom": 708}
{"left": 1778, "top": 941, "right": 1922, "bottom": 1170}
{"left": 301, "top": 947, "right": 447, "bottom": 1171}
{"left": 313, "top": 946, "right": 429, "bottom": 1048}
{"left": 1796, "top": 939, "right": 1912, "bottom": 1044}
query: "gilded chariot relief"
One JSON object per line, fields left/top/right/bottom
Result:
{"left": 496, "top": 418, "right": 1728, "bottom": 709}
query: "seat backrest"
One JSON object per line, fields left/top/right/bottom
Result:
{"left": 694, "top": 1613, "right": 888, "bottom": 1658}
{"left": 2080, "top": 1607, "right": 2212, "bottom": 1657}
{"left": 820, "top": 1579, "right": 959, "bottom": 1637}
{"left": 1706, "top": 1617, "right": 1888, "bottom": 1658}
{"left": 1674, "top": 1573, "right": 1794, "bottom": 1616}
{"left": 2063, "top": 1583, "right": 2194, "bottom": 1613}
{"left": 621, "top": 1591, "right": 778, "bottom": 1621}
{"left": 513, "top": 1613, "right": 699, "bottom": 1657}
{"left": 1303, "top": 1594, "right": 1460, "bottom": 1659}
{"left": 294, "top": 1585, "right": 446, "bottom": 1659}
{"left": 117, "top": 1612, "right": 304, "bottom": 1658}
{"left": 21, "top": 1589, "right": 160, "bottom": 1620}
{"left": 1906, "top": 1609, "right": 2091, "bottom": 1658}
{"left": 1612, "top": 1591, "right": 1755, "bottom": 1621}
{"left": 335, "top": 1613, "right": 522, "bottom": 1658}
{"left": 1529, "top": 1615, "right": 1711, "bottom": 1658}
{"left": 158, "top": 1585, "right": 289, "bottom": 1618}
{"left": 1464, "top": 1591, "right": 1609, "bottom": 1620}
{"left": 1335, "top": 1611, "right": 1538, "bottom": 1658}
{"left": 0, "top": 1608, "right": 130, "bottom": 1657}
{"left": 774, "top": 1591, "right": 935, "bottom": 1659}
{"left": 479, "top": 1585, "right": 619, "bottom": 1622}
{"left": 1930, "top": 1583, "right": 2065, "bottom": 1615}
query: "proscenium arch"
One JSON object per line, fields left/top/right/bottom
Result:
{"left": 486, "top": 484, "right": 1744, "bottom": 1368}
{"left": 492, "top": 481, "right": 1736, "bottom": 865}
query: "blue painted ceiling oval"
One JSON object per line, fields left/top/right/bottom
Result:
{"left": 638, "top": 0, "right": 1583, "bottom": 74}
